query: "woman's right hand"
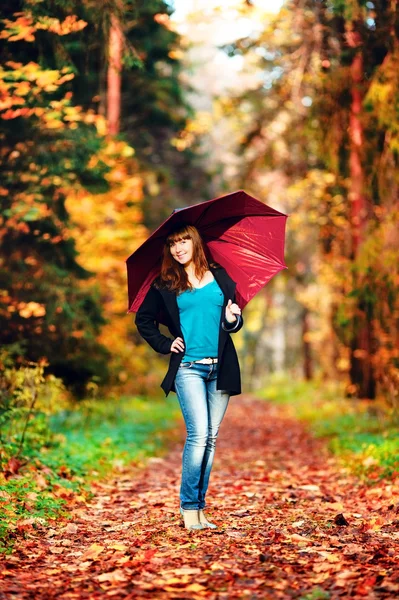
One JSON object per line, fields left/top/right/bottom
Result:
{"left": 170, "top": 337, "right": 185, "bottom": 353}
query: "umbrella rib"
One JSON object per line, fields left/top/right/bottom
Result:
{"left": 207, "top": 236, "right": 286, "bottom": 265}
{"left": 199, "top": 212, "right": 285, "bottom": 230}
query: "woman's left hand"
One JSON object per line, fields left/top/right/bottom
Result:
{"left": 225, "top": 298, "right": 241, "bottom": 323}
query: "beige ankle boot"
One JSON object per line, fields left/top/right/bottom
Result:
{"left": 199, "top": 509, "right": 218, "bottom": 529}
{"left": 180, "top": 508, "right": 205, "bottom": 530}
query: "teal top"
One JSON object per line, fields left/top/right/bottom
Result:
{"left": 176, "top": 278, "right": 223, "bottom": 362}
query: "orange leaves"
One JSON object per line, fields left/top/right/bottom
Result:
{"left": 18, "top": 301, "right": 46, "bottom": 318}
{"left": 3, "top": 456, "right": 23, "bottom": 477}
{"left": 2, "top": 397, "right": 399, "bottom": 598}
{"left": 154, "top": 13, "right": 170, "bottom": 26}
{"left": 0, "top": 15, "right": 36, "bottom": 42}
{"left": 97, "top": 568, "right": 128, "bottom": 583}
{"left": 0, "top": 13, "right": 87, "bottom": 43}
{"left": 81, "top": 543, "right": 106, "bottom": 561}
{"left": 12, "top": 81, "right": 30, "bottom": 97}
{"left": 36, "top": 15, "right": 87, "bottom": 36}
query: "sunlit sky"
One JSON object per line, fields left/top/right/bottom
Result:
{"left": 169, "top": 0, "right": 284, "bottom": 21}
{"left": 165, "top": 0, "right": 284, "bottom": 106}
{"left": 168, "top": 0, "right": 284, "bottom": 49}
{"left": 165, "top": 1, "right": 286, "bottom": 195}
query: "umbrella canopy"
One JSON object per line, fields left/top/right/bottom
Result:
{"left": 126, "top": 190, "right": 288, "bottom": 319}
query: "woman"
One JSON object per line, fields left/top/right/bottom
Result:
{"left": 135, "top": 223, "right": 243, "bottom": 531}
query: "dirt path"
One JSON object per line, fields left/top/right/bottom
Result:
{"left": 1, "top": 395, "right": 399, "bottom": 599}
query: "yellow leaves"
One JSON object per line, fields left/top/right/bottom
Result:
{"left": 336, "top": 357, "right": 350, "bottom": 371}
{"left": 186, "top": 112, "right": 212, "bottom": 135}
{"left": 18, "top": 301, "right": 46, "bottom": 318}
{"left": 171, "top": 131, "right": 195, "bottom": 151}
{"left": 109, "top": 543, "right": 129, "bottom": 552}
{"left": 35, "top": 69, "right": 67, "bottom": 92}
{"left": 14, "top": 81, "right": 30, "bottom": 97}
{"left": 94, "top": 114, "right": 107, "bottom": 136}
{"left": 63, "top": 105, "right": 83, "bottom": 122}
{"left": 182, "top": 583, "right": 207, "bottom": 593}
{"left": 0, "top": 61, "right": 77, "bottom": 127}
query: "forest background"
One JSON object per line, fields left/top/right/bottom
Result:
{"left": 1, "top": 0, "right": 399, "bottom": 549}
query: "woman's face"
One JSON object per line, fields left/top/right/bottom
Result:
{"left": 170, "top": 237, "right": 193, "bottom": 266}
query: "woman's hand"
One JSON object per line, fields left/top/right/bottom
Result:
{"left": 170, "top": 336, "right": 185, "bottom": 353}
{"left": 225, "top": 298, "right": 241, "bottom": 323}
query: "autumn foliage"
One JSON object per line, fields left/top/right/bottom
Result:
{"left": 0, "top": 1, "right": 189, "bottom": 396}
{"left": 220, "top": 0, "right": 399, "bottom": 404}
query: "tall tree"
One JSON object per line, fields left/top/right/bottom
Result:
{"left": 107, "top": 14, "right": 123, "bottom": 135}
{"left": 220, "top": 0, "right": 399, "bottom": 399}
{"left": 0, "top": 4, "right": 113, "bottom": 396}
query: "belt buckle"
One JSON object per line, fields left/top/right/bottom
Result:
{"left": 195, "top": 357, "right": 217, "bottom": 364}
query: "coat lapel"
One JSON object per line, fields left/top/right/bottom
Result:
{"left": 210, "top": 265, "right": 237, "bottom": 357}
{"left": 158, "top": 288, "right": 181, "bottom": 333}
{"left": 210, "top": 265, "right": 236, "bottom": 302}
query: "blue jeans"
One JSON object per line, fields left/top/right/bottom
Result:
{"left": 174, "top": 361, "right": 230, "bottom": 510}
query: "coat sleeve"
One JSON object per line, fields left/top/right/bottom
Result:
{"left": 135, "top": 286, "right": 173, "bottom": 355}
{"left": 221, "top": 290, "right": 244, "bottom": 334}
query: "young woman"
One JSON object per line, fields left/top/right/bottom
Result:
{"left": 135, "top": 223, "right": 243, "bottom": 531}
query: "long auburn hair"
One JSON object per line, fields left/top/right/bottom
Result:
{"left": 156, "top": 223, "right": 217, "bottom": 293}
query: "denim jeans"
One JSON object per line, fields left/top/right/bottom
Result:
{"left": 174, "top": 361, "right": 230, "bottom": 510}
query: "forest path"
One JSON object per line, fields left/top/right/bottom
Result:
{"left": 1, "top": 395, "right": 399, "bottom": 599}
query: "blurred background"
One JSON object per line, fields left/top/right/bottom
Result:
{"left": 1, "top": 0, "right": 398, "bottom": 404}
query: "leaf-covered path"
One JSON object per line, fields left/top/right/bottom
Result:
{"left": 2, "top": 396, "right": 399, "bottom": 599}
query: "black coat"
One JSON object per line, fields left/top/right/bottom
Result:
{"left": 135, "top": 264, "right": 244, "bottom": 397}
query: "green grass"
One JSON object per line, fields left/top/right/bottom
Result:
{"left": 0, "top": 395, "right": 181, "bottom": 552}
{"left": 299, "top": 588, "right": 330, "bottom": 600}
{"left": 47, "top": 395, "right": 181, "bottom": 478}
{"left": 257, "top": 375, "right": 399, "bottom": 482}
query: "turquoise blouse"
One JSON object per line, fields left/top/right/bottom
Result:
{"left": 176, "top": 278, "right": 224, "bottom": 362}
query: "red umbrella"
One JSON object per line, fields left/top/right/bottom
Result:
{"left": 126, "top": 189, "right": 288, "bottom": 319}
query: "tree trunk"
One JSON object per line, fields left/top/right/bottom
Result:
{"left": 302, "top": 307, "right": 313, "bottom": 380}
{"left": 107, "top": 14, "right": 123, "bottom": 135}
{"left": 347, "top": 30, "right": 376, "bottom": 398}
{"left": 349, "top": 303, "right": 376, "bottom": 399}
{"left": 348, "top": 48, "right": 367, "bottom": 256}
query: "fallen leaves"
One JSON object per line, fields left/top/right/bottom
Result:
{"left": 80, "top": 543, "right": 105, "bottom": 561}
{"left": 334, "top": 513, "right": 350, "bottom": 526}
{"left": 1, "top": 396, "right": 399, "bottom": 599}
{"left": 63, "top": 523, "right": 78, "bottom": 534}
{"left": 97, "top": 568, "right": 128, "bottom": 583}
{"left": 3, "top": 456, "right": 23, "bottom": 478}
